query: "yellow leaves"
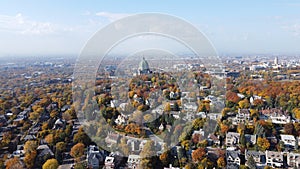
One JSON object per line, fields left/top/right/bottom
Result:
{"left": 238, "top": 99, "right": 250, "bottom": 109}
{"left": 42, "top": 158, "right": 59, "bottom": 169}
{"left": 45, "top": 133, "right": 54, "bottom": 146}
{"left": 250, "top": 109, "right": 258, "bottom": 117}
{"left": 257, "top": 137, "right": 270, "bottom": 151}
{"left": 181, "top": 140, "right": 191, "bottom": 151}
{"left": 220, "top": 124, "right": 229, "bottom": 135}
{"left": 164, "top": 102, "right": 171, "bottom": 112}
{"left": 24, "top": 140, "right": 37, "bottom": 154}
{"left": 293, "top": 108, "right": 300, "bottom": 119}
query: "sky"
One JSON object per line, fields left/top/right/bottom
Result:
{"left": 0, "top": 0, "right": 300, "bottom": 57}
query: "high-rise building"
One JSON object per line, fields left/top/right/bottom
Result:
{"left": 274, "top": 56, "right": 278, "bottom": 65}
{"left": 138, "top": 57, "right": 151, "bottom": 75}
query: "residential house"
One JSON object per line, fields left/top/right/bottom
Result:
{"left": 164, "top": 164, "right": 180, "bottom": 169}
{"left": 127, "top": 138, "right": 140, "bottom": 152}
{"left": 266, "top": 151, "right": 284, "bottom": 168}
{"left": 280, "top": 134, "right": 296, "bottom": 147}
{"left": 12, "top": 144, "right": 25, "bottom": 158}
{"left": 226, "top": 150, "right": 241, "bottom": 167}
{"left": 0, "top": 115, "right": 7, "bottom": 126}
{"left": 226, "top": 132, "right": 240, "bottom": 147}
{"left": 86, "top": 145, "right": 106, "bottom": 169}
{"left": 61, "top": 105, "right": 71, "bottom": 112}
{"left": 104, "top": 156, "right": 115, "bottom": 169}
{"left": 207, "top": 134, "right": 220, "bottom": 146}
{"left": 53, "top": 118, "right": 66, "bottom": 130}
{"left": 269, "top": 114, "right": 291, "bottom": 124}
{"left": 169, "top": 91, "right": 179, "bottom": 100}
{"left": 23, "top": 134, "right": 36, "bottom": 142}
{"left": 115, "top": 114, "right": 127, "bottom": 125}
{"left": 183, "top": 102, "right": 197, "bottom": 112}
{"left": 232, "top": 109, "right": 251, "bottom": 125}
{"left": 245, "top": 134, "right": 257, "bottom": 146}
{"left": 127, "top": 155, "right": 141, "bottom": 169}
{"left": 105, "top": 132, "right": 120, "bottom": 147}
{"left": 245, "top": 150, "right": 266, "bottom": 167}
{"left": 261, "top": 108, "right": 290, "bottom": 124}
{"left": 287, "top": 153, "right": 300, "bottom": 168}
{"left": 36, "top": 144, "right": 54, "bottom": 165}
{"left": 13, "top": 110, "right": 29, "bottom": 126}
{"left": 207, "top": 113, "right": 222, "bottom": 121}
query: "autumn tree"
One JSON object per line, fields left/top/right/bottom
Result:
{"left": 164, "top": 102, "right": 171, "bottom": 112}
{"left": 293, "top": 108, "right": 300, "bottom": 119}
{"left": 45, "top": 133, "right": 54, "bottom": 147}
{"left": 55, "top": 142, "right": 66, "bottom": 163}
{"left": 42, "top": 158, "right": 59, "bottom": 169}
{"left": 140, "top": 140, "right": 156, "bottom": 158}
{"left": 73, "top": 127, "right": 91, "bottom": 146}
{"left": 284, "top": 123, "right": 295, "bottom": 135}
{"left": 239, "top": 99, "right": 250, "bottom": 109}
{"left": 220, "top": 123, "right": 229, "bottom": 136}
{"left": 70, "top": 143, "right": 85, "bottom": 161}
{"left": 192, "top": 147, "right": 206, "bottom": 163}
{"left": 257, "top": 137, "right": 270, "bottom": 151}
{"left": 217, "top": 157, "right": 226, "bottom": 168}
{"left": 24, "top": 140, "right": 38, "bottom": 154}
{"left": 24, "top": 150, "right": 37, "bottom": 168}
{"left": 159, "top": 151, "right": 173, "bottom": 167}
{"left": 140, "top": 140, "right": 160, "bottom": 169}
{"left": 5, "top": 157, "right": 23, "bottom": 169}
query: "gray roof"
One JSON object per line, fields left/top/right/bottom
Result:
{"left": 227, "top": 150, "right": 240, "bottom": 159}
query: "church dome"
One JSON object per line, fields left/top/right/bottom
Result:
{"left": 138, "top": 57, "right": 149, "bottom": 71}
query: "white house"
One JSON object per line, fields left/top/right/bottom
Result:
{"left": 226, "top": 132, "right": 240, "bottom": 147}
{"left": 269, "top": 114, "right": 291, "bottom": 124}
{"left": 287, "top": 153, "right": 300, "bottom": 168}
{"left": 280, "top": 134, "right": 296, "bottom": 147}
{"left": 104, "top": 156, "right": 115, "bottom": 169}
{"left": 232, "top": 109, "right": 251, "bottom": 125}
{"left": 266, "top": 151, "right": 284, "bottom": 168}
{"left": 115, "top": 114, "right": 127, "bottom": 125}
{"left": 127, "top": 155, "right": 141, "bottom": 169}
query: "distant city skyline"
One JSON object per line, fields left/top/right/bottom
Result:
{"left": 0, "top": 0, "right": 300, "bottom": 57}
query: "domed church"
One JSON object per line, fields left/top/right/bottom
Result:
{"left": 138, "top": 57, "right": 151, "bottom": 75}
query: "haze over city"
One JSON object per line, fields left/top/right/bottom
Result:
{"left": 0, "top": 0, "right": 300, "bottom": 57}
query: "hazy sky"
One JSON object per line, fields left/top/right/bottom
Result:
{"left": 0, "top": 0, "right": 300, "bottom": 57}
